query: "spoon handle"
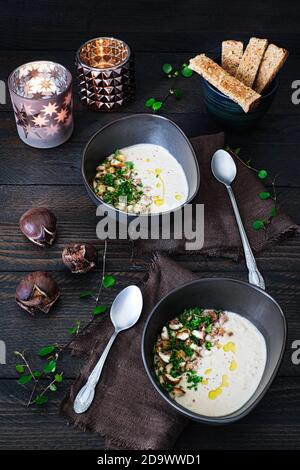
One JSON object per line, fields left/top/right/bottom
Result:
{"left": 73, "top": 330, "right": 119, "bottom": 414}
{"left": 227, "top": 186, "right": 265, "bottom": 290}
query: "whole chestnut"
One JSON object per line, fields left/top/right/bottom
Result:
{"left": 62, "top": 243, "right": 97, "bottom": 274}
{"left": 19, "top": 207, "right": 56, "bottom": 246}
{"left": 16, "top": 271, "right": 60, "bottom": 315}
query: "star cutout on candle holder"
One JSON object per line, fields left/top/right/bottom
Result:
{"left": 27, "top": 68, "right": 40, "bottom": 80}
{"left": 24, "top": 104, "right": 36, "bottom": 115}
{"left": 64, "top": 113, "right": 73, "bottom": 127}
{"left": 39, "top": 79, "right": 55, "bottom": 93}
{"left": 46, "top": 123, "right": 59, "bottom": 136}
{"left": 32, "top": 91, "right": 44, "bottom": 99}
{"left": 14, "top": 104, "right": 29, "bottom": 128}
{"left": 50, "top": 68, "right": 61, "bottom": 81}
{"left": 63, "top": 91, "right": 72, "bottom": 107}
{"left": 32, "top": 114, "right": 49, "bottom": 127}
{"left": 24, "top": 82, "right": 33, "bottom": 96}
{"left": 42, "top": 102, "right": 59, "bottom": 117}
{"left": 55, "top": 107, "right": 68, "bottom": 123}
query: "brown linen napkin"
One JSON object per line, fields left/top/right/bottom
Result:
{"left": 135, "top": 132, "right": 299, "bottom": 258}
{"left": 61, "top": 254, "right": 197, "bottom": 450}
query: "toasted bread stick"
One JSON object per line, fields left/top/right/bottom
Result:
{"left": 235, "top": 37, "right": 268, "bottom": 87}
{"left": 222, "top": 40, "right": 244, "bottom": 76}
{"left": 189, "top": 54, "right": 261, "bottom": 113}
{"left": 253, "top": 43, "right": 289, "bottom": 93}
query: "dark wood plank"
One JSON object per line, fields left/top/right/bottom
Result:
{"left": 0, "top": 185, "right": 299, "bottom": 272}
{"left": 0, "top": 0, "right": 299, "bottom": 52}
{"left": 0, "top": 379, "right": 104, "bottom": 449}
{"left": 1, "top": 112, "right": 300, "bottom": 186}
{"left": 0, "top": 376, "right": 299, "bottom": 449}
{"left": 0, "top": 269, "right": 299, "bottom": 378}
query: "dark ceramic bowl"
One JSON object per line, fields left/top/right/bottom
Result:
{"left": 82, "top": 114, "right": 200, "bottom": 219}
{"left": 201, "top": 76, "right": 279, "bottom": 130}
{"left": 142, "top": 278, "right": 286, "bottom": 424}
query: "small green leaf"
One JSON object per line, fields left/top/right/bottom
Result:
{"left": 55, "top": 373, "right": 63, "bottom": 383}
{"left": 38, "top": 345, "right": 55, "bottom": 357}
{"left": 252, "top": 220, "right": 265, "bottom": 231}
{"left": 258, "top": 170, "right": 268, "bottom": 179}
{"left": 102, "top": 275, "right": 116, "bottom": 288}
{"left": 43, "top": 360, "right": 57, "bottom": 374}
{"left": 173, "top": 89, "right": 182, "bottom": 100}
{"left": 35, "top": 395, "right": 48, "bottom": 405}
{"left": 270, "top": 207, "right": 277, "bottom": 217}
{"left": 79, "top": 290, "right": 93, "bottom": 299}
{"left": 17, "top": 374, "right": 32, "bottom": 385}
{"left": 152, "top": 101, "right": 163, "bottom": 112}
{"left": 125, "top": 161, "right": 134, "bottom": 169}
{"left": 234, "top": 147, "right": 241, "bottom": 155}
{"left": 50, "top": 384, "right": 57, "bottom": 392}
{"left": 33, "top": 371, "right": 42, "bottom": 379}
{"left": 205, "top": 324, "right": 213, "bottom": 334}
{"left": 181, "top": 66, "right": 193, "bottom": 78}
{"left": 93, "top": 305, "right": 107, "bottom": 316}
{"left": 162, "top": 63, "right": 173, "bottom": 74}
{"left": 259, "top": 191, "right": 271, "bottom": 200}
{"left": 114, "top": 149, "right": 121, "bottom": 156}
{"left": 16, "top": 364, "right": 25, "bottom": 374}
{"left": 68, "top": 321, "right": 81, "bottom": 335}
{"left": 145, "top": 97, "right": 156, "bottom": 108}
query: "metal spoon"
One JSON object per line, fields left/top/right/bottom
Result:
{"left": 73, "top": 285, "right": 143, "bottom": 414}
{"left": 211, "top": 149, "right": 265, "bottom": 290}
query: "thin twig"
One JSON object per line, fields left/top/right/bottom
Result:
{"left": 27, "top": 379, "right": 39, "bottom": 407}
{"left": 95, "top": 239, "right": 108, "bottom": 304}
{"left": 15, "top": 351, "right": 37, "bottom": 383}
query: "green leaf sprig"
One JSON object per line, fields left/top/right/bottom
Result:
{"left": 145, "top": 62, "right": 193, "bottom": 113}
{"left": 14, "top": 349, "right": 63, "bottom": 407}
{"left": 225, "top": 146, "right": 278, "bottom": 231}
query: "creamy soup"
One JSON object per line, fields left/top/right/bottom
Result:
{"left": 92, "top": 143, "right": 188, "bottom": 214}
{"left": 154, "top": 308, "right": 267, "bottom": 418}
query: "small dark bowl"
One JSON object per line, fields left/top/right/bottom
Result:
{"left": 82, "top": 114, "right": 200, "bottom": 219}
{"left": 201, "top": 76, "right": 279, "bottom": 130}
{"left": 142, "top": 278, "right": 286, "bottom": 424}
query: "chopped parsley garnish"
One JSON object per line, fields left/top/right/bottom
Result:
{"left": 162, "top": 382, "right": 174, "bottom": 392}
{"left": 187, "top": 371, "right": 203, "bottom": 390}
{"left": 205, "top": 341, "right": 212, "bottom": 350}
{"left": 125, "top": 161, "right": 134, "bottom": 169}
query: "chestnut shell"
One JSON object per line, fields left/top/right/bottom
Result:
{"left": 62, "top": 243, "right": 97, "bottom": 274}
{"left": 19, "top": 207, "right": 57, "bottom": 246}
{"left": 16, "top": 271, "right": 60, "bottom": 315}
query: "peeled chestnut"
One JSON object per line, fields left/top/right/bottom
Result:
{"left": 19, "top": 207, "right": 56, "bottom": 246}
{"left": 16, "top": 271, "right": 60, "bottom": 315}
{"left": 62, "top": 243, "right": 97, "bottom": 274}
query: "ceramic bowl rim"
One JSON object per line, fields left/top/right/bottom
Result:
{"left": 141, "top": 277, "right": 287, "bottom": 424}
{"left": 81, "top": 113, "right": 200, "bottom": 217}
{"left": 203, "top": 75, "right": 279, "bottom": 102}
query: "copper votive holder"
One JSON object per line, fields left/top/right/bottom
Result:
{"left": 76, "top": 37, "right": 135, "bottom": 111}
{"left": 8, "top": 61, "right": 73, "bottom": 149}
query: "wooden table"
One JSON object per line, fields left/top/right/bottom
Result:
{"left": 0, "top": 0, "right": 300, "bottom": 450}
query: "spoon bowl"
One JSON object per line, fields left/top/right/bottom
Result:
{"left": 211, "top": 149, "right": 237, "bottom": 186}
{"left": 111, "top": 285, "right": 143, "bottom": 331}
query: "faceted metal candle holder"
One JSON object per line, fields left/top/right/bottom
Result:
{"left": 8, "top": 61, "right": 73, "bottom": 149}
{"left": 76, "top": 37, "right": 134, "bottom": 111}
